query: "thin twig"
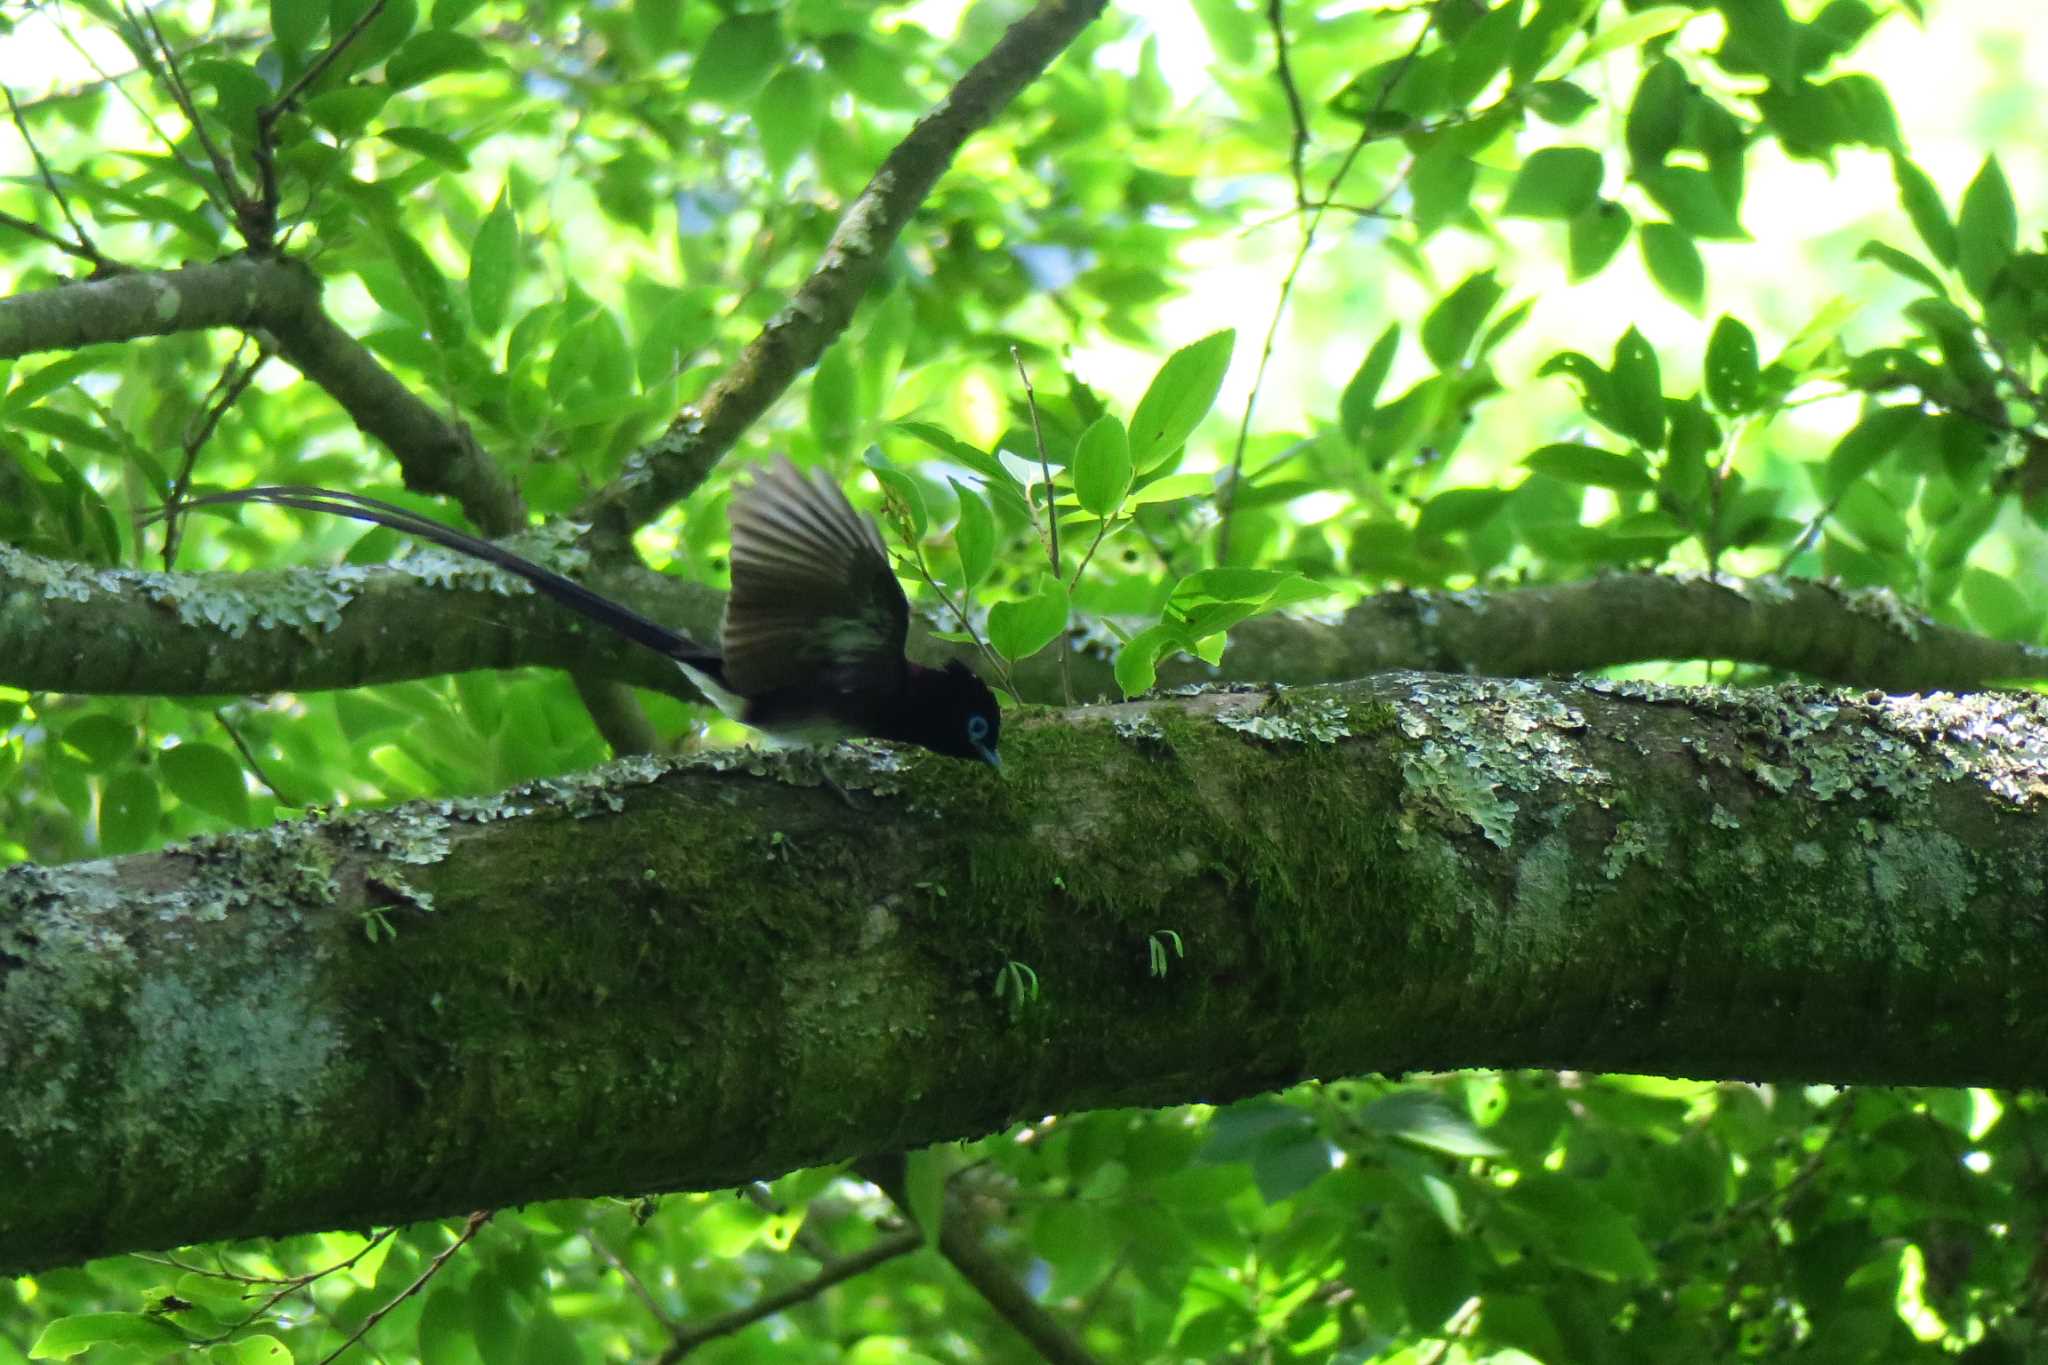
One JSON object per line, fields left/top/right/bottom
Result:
{"left": 1010, "top": 347, "right": 1062, "bottom": 574}
{"left": 122, "top": 1, "right": 251, "bottom": 232}
{"left": 890, "top": 544, "right": 1018, "bottom": 700}
{"left": 254, "top": 0, "right": 389, "bottom": 220}
{"left": 313, "top": 1211, "right": 491, "bottom": 1365}
{"left": 1217, "top": 9, "right": 1438, "bottom": 564}
{"left": 162, "top": 341, "right": 269, "bottom": 567}
{"left": 0, "top": 208, "right": 109, "bottom": 265}
{"left": 213, "top": 706, "right": 300, "bottom": 808}
{"left": 1068, "top": 514, "right": 1116, "bottom": 588}
{"left": 4, "top": 85, "right": 108, "bottom": 268}
{"left": 654, "top": 1228, "right": 925, "bottom": 1362}
{"left": 44, "top": 6, "right": 187, "bottom": 170}
{"left": 1011, "top": 346, "right": 1074, "bottom": 704}
{"left": 1266, "top": 0, "right": 1309, "bottom": 209}
{"left": 133, "top": 1226, "right": 401, "bottom": 1342}
{"left": 588, "top": 1235, "right": 678, "bottom": 1332}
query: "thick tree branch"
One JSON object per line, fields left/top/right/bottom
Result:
{"left": 578, "top": 0, "right": 1109, "bottom": 539}
{"left": 0, "top": 257, "right": 522, "bottom": 533}
{"left": 1017, "top": 572, "right": 2048, "bottom": 699}
{"left": 1, "top": 542, "right": 2039, "bottom": 708}
{"left": 0, "top": 542, "right": 718, "bottom": 700}
{"left": 6, "top": 675, "right": 2048, "bottom": 1271}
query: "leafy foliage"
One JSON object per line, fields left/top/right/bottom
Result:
{"left": 4, "top": 0, "right": 2048, "bottom": 1359}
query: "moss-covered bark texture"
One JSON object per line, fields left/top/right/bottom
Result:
{"left": 4, "top": 671, "right": 2047, "bottom": 1271}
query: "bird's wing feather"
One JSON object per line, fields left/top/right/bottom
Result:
{"left": 720, "top": 459, "right": 909, "bottom": 697}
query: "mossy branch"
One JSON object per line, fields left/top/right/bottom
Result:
{"left": 5, "top": 674, "right": 2048, "bottom": 1271}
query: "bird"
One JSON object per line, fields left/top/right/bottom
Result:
{"left": 166, "top": 461, "right": 1004, "bottom": 767}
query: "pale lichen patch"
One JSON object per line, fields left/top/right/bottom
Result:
{"left": 1392, "top": 673, "right": 1611, "bottom": 849}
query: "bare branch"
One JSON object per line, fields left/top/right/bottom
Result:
{"left": 4, "top": 85, "right": 110, "bottom": 270}
{"left": 579, "top": 0, "right": 1110, "bottom": 539}
{"left": 312, "top": 1212, "right": 491, "bottom": 1365}
{"left": 0, "top": 257, "right": 523, "bottom": 533}
{"left": 856, "top": 1154, "right": 1102, "bottom": 1365}
{"left": 653, "top": 1227, "right": 925, "bottom": 1361}
{"left": 1217, "top": 9, "right": 1437, "bottom": 563}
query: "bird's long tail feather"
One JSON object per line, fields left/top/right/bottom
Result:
{"left": 163, "top": 486, "right": 717, "bottom": 667}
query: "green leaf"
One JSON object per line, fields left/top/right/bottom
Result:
{"left": 1250, "top": 1126, "right": 1337, "bottom": 1203}
{"left": 820, "top": 34, "right": 925, "bottom": 109}
{"left": 891, "top": 422, "right": 1033, "bottom": 522}
{"left": 160, "top": 742, "right": 252, "bottom": 825}
{"left": 1577, "top": 4, "right": 1693, "bottom": 66}
{"left": 808, "top": 346, "right": 859, "bottom": 452}
{"left": 865, "top": 462, "right": 926, "bottom": 538}
{"left": 468, "top": 194, "right": 518, "bottom": 334}
{"left": 331, "top": 0, "right": 419, "bottom": 79}
{"left": 304, "top": 84, "right": 390, "bottom": 137}
{"left": 63, "top": 714, "right": 135, "bottom": 769}
{"left": 1891, "top": 153, "right": 1956, "bottom": 267}
{"left": 1956, "top": 155, "right": 2016, "bottom": 300}
{"left": 757, "top": 66, "right": 822, "bottom": 175}
{"left": 30, "top": 1313, "right": 187, "bottom": 1359}
{"left": 1339, "top": 324, "right": 1400, "bottom": 440}
{"left": 987, "top": 578, "right": 1069, "bottom": 663}
{"left": 1408, "top": 144, "right": 1476, "bottom": 238}
{"left": 1704, "top": 315, "right": 1759, "bottom": 414}
{"left": 1128, "top": 330, "right": 1235, "bottom": 470}
{"left": 188, "top": 59, "right": 272, "bottom": 142}
{"left": 1824, "top": 405, "right": 1924, "bottom": 497}
{"left": 904, "top": 1148, "right": 945, "bottom": 1241}
{"left": 1421, "top": 271, "right": 1503, "bottom": 369}
{"left": 272, "top": 0, "right": 328, "bottom": 61}
{"left": 951, "top": 479, "right": 994, "bottom": 590}
{"left": 1359, "top": 1092, "right": 1504, "bottom": 1158}
{"left": 208, "top": 1334, "right": 292, "bottom": 1363}
{"left": 687, "top": 14, "right": 784, "bottom": 105}
{"left": 1113, "top": 622, "right": 1182, "bottom": 698}
{"left": 1504, "top": 1175, "right": 1656, "bottom": 1282}
{"left": 1073, "top": 414, "right": 1131, "bottom": 517}
{"left": 384, "top": 30, "right": 490, "bottom": 90}
{"left": 1446, "top": 0, "right": 1522, "bottom": 105}
{"left": 1639, "top": 223, "right": 1704, "bottom": 313}
{"left": 1126, "top": 471, "right": 1214, "bottom": 505}
{"left": 1525, "top": 443, "right": 1655, "bottom": 491}
{"left": 1625, "top": 58, "right": 1687, "bottom": 173}
{"left": 380, "top": 125, "right": 469, "bottom": 171}
{"left": 433, "top": 0, "right": 487, "bottom": 27}
{"left": 1567, "top": 200, "right": 1632, "bottom": 280}
{"left": 99, "top": 770, "right": 160, "bottom": 855}
{"left": 1169, "top": 567, "right": 1324, "bottom": 609}
{"left": 1525, "top": 79, "right": 1596, "bottom": 125}
{"left": 1855, "top": 240, "right": 1944, "bottom": 294}
{"left": 1501, "top": 146, "right": 1603, "bottom": 220}
{"left": 1962, "top": 565, "right": 2041, "bottom": 639}
{"left": 1610, "top": 327, "right": 1666, "bottom": 450}
{"left": 363, "top": 210, "right": 463, "bottom": 344}
{"left": 1415, "top": 487, "right": 1509, "bottom": 538}
{"left": 1639, "top": 166, "right": 1747, "bottom": 240}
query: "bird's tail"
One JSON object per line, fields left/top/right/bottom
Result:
{"left": 162, "top": 485, "right": 718, "bottom": 668}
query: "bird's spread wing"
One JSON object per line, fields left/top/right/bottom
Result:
{"left": 719, "top": 459, "right": 910, "bottom": 698}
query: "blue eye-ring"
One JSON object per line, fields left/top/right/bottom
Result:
{"left": 967, "top": 714, "right": 990, "bottom": 741}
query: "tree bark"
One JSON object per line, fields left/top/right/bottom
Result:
{"left": 4, "top": 673, "right": 2044, "bottom": 1272}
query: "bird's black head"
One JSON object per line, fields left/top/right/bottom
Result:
{"left": 912, "top": 659, "right": 1003, "bottom": 768}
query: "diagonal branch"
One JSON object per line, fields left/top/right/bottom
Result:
{"left": 578, "top": 0, "right": 1109, "bottom": 540}
{"left": 856, "top": 1154, "right": 1103, "bottom": 1365}
{"left": 653, "top": 1227, "right": 925, "bottom": 1361}
{"left": 0, "top": 256, "right": 522, "bottom": 533}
